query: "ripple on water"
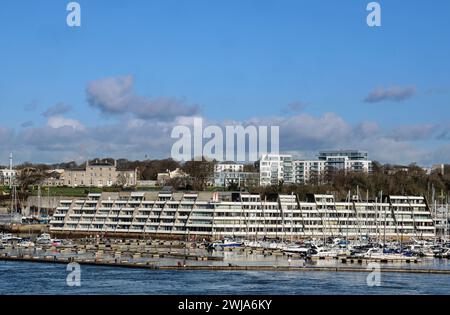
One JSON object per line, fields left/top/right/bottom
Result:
{"left": 1, "top": 261, "right": 450, "bottom": 295}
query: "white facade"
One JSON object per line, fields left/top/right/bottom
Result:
{"left": 318, "top": 150, "right": 372, "bottom": 173}
{"left": 214, "top": 162, "right": 256, "bottom": 188}
{"left": 259, "top": 154, "right": 294, "bottom": 186}
{"left": 157, "top": 168, "right": 188, "bottom": 185}
{"left": 0, "top": 169, "right": 17, "bottom": 186}
{"left": 1, "top": 153, "right": 16, "bottom": 186}
{"left": 321, "top": 156, "right": 372, "bottom": 173}
{"left": 49, "top": 192, "right": 436, "bottom": 240}
{"left": 293, "top": 160, "right": 326, "bottom": 184}
{"left": 214, "top": 162, "right": 244, "bottom": 173}
{"left": 260, "top": 151, "right": 372, "bottom": 186}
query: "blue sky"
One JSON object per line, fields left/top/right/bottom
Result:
{"left": 0, "top": 0, "right": 449, "bottom": 165}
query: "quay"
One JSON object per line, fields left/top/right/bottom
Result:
{"left": 1, "top": 254, "right": 449, "bottom": 275}
{"left": 0, "top": 241, "right": 223, "bottom": 262}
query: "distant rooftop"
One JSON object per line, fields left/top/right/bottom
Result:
{"left": 88, "top": 159, "right": 115, "bottom": 166}
{"left": 318, "top": 150, "right": 368, "bottom": 160}
{"left": 318, "top": 149, "right": 368, "bottom": 154}
{"left": 217, "top": 161, "right": 243, "bottom": 165}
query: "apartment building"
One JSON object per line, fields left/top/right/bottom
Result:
{"left": 214, "top": 161, "right": 244, "bottom": 173}
{"left": 0, "top": 169, "right": 17, "bottom": 186}
{"left": 0, "top": 153, "right": 17, "bottom": 186}
{"left": 49, "top": 191, "right": 435, "bottom": 240}
{"left": 259, "top": 154, "right": 294, "bottom": 186}
{"left": 318, "top": 150, "right": 372, "bottom": 173}
{"left": 293, "top": 160, "right": 326, "bottom": 184}
{"left": 214, "top": 171, "right": 259, "bottom": 188}
{"left": 213, "top": 161, "right": 258, "bottom": 188}
{"left": 260, "top": 150, "right": 372, "bottom": 186}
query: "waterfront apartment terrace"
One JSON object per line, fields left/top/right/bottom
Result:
{"left": 49, "top": 191, "right": 435, "bottom": 240}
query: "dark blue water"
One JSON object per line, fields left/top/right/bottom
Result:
{"left": 1, "top": 261, "right": 449, "bottom": 294}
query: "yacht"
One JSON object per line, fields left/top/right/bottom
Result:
{"left": 282, "top": 244, "right": 312, "bottom": 255}
{"left": 243, "top": 240, "right": 264, "bottom": 248}
{"left": 1, "top": 234, "right": 22, "bottom": 242}
{"left": 267, "top": 242, "right": 286, "bottom": 250}
{"left": 312, "top": 246, "right": 351, "bottom": 258}
{"left": 36, "top": 233, "right": 52, "bottom": 245}
{"left": 210, "top": 238, "right": 243, "bottom": 249}
{"left": 18, "top": 240, "right": 35, "bottom": 248}
{"left": 363, "top": 248, "right": 408, "bottom": 260}
{"left": 434, "top": 248, "right": 450, "bottom": 259}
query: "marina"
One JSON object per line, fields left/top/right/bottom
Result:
{"left": 2, "top": 189, "right": 448, "bottom": 279}
{"left": 1, "top": 232, "right": 449, "bottom": 274}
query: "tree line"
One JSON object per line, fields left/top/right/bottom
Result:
{"left": 4, "top": 159, "right": 450, "bottom": 203}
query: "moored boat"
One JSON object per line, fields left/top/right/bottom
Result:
{"left": 18, "top": 240, "right": 35, "bottom": 248}
{"left": 1, "top": 234, "right": 22, "bottom": 243}
{"left": 282, "top": 244, "right": 312, "bottom": 255}
{"left": 36, "top": 233, "right": 52, "bottom": 245}
{"left": 210, "top": 238, "right": 243, "bottom": 249}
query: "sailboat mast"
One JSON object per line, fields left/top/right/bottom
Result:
{"left": 375, "top": 196, "right": 378, "bottom": 244}
{"left": 38, "top": 185, "right": 41, "bottom": 219}
{"left": 445, "top": 194, "right": 448, "bottom": 241}
{"left": 346, "top": 190, "right": 350, "bottom": 241}
{"left": 382, "top": 190, "right": 386, "bottom": 245}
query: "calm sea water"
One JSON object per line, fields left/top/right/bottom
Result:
{"left": 1, "top": 261, "right": 449, "bottom": 295}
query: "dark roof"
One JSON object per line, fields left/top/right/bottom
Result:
{"left": 88, "top": 158, "right": 116, "bottom": 166}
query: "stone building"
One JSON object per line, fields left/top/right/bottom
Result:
{"left": 63, "top": 159, "right": 137, "bottom": 187}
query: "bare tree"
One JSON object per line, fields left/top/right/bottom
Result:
{"left": 182, "top": 157, "right": 215, "bottom": 191}
{"left": 16, "top": 167, "right": 47, "bottom": 194}
{"left": 116, "top": 173, "right": 127, "bottom": 188}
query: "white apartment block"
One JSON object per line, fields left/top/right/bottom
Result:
{"left": 0, "top": 169, "right": 17, "bottom": 186}
{"left": 293, "top": 160, "right": 326, "bottom": 184}
{"left": 0, "top": 153, "right": 16, "bottom": 186}
{"left": 213, "top": 161, "right": 258, "bottom": 188}
{"left": 318, "top": 150, "right": 372, "bottom": 173}
{"left": 260, "top": 150, "right": 372, "bottom": 186}
{"left": 214, "top": 161, "right": 244, "bottom": 173}
{"left": 259, "top": 154, "right": 294, "bottom": 186}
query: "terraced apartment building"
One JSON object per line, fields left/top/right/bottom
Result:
{"left": 49, "top": 191, "right": 436, "bottom": 240}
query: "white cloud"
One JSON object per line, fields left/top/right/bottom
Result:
{"left": 47, "top": 115, "right": 86, "bottom": 131}
{"left": 86, "top": 75, "right": 200, "bottom": 120}
{"left": 1, "top": 109, "right": 449, "bottom": 166}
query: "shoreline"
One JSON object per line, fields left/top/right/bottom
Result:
{"left": 2, "top": 255, "right": 450, "bottom": 275}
